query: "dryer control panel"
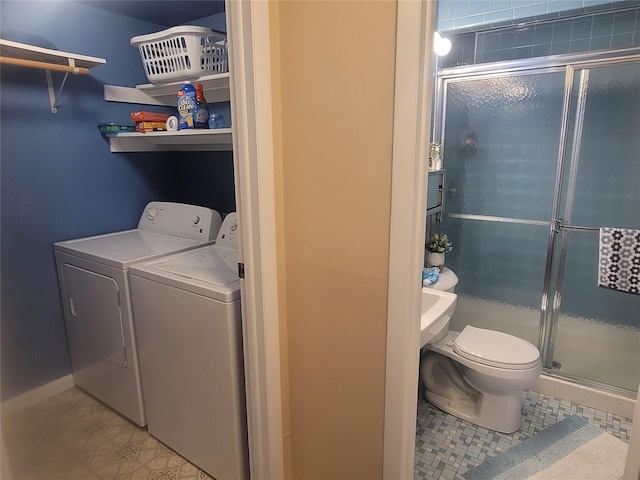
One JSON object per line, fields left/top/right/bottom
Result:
{"left": 215, "top": 212, "right": 238, "bottom": 249}
{"left": 138, "top": 202, "right": 223, "bottom": 241}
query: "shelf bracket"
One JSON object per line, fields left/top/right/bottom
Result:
{"left": 45, "top": 70, "right": 58, "bottom": 113}
{"left": 45, "top": 58, "right": 78, "bottom": 113}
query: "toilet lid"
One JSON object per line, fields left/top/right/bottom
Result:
{"left": 453, "top": 325, "right": 540, "bottom": 369}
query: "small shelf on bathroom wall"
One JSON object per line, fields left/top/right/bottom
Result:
{"left": 427, "top": 169, "right": 446, "bottom": 215}
{"left": 106, "top": 128, "right": 233, "bottom": 152}
{"left": 103, "top": 72, "right": 230, "bottom": 106}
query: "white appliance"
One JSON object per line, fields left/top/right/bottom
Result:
{"left": 129, "top": 213, "right": 248, "bottom": 480}
{"left": 54, "top": 202, "right": 222, "bottom": 426}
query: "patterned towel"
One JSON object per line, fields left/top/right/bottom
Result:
{"left": 598, "top": 227, "right": 640, "bottom": 295}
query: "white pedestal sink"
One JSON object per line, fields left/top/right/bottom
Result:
{"left": 420, "top": 288, "right": 457, "bottom": 349}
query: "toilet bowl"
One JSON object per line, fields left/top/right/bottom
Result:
{"left": 420, "top": 268, "right": 542, "bottom": 433}
{"left": 421, "top": 326, "right": 541, "bottom": 433}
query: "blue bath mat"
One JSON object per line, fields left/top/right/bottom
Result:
{"left": 463, "top": 415, "right": 628, "bottom": 479}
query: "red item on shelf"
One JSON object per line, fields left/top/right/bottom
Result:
{"left": 130, "top": 111, "right": 171, "bottom": 122}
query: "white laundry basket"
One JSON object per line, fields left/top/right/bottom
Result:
{"left": 131, "top": 26, "right": 228, "bottom": 83}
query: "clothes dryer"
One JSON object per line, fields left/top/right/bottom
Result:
{"left": 129, "top": 213, "right": 247, "bottom": 480}
{"left": 54, "top": 202, "right": 222, "bottom": 426}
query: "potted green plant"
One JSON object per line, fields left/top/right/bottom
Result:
{"left": 426, "top": 233, "right": 453, "bottom": 269}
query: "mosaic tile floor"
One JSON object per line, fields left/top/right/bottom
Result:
{"left": 2, "top": 387, "right": 213, "bottom": 480}
{"left": 3, "top": 386, "right": 633, "bottom": 480}
{"left": 414, "top": 389, "right": 633, "bottom": 480}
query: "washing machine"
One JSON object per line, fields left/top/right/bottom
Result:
{"left": 129, "top": 212, "right": 248, "bottom": 480}
{"left": 54, "top": 202, "right": 223, "bottom": 426}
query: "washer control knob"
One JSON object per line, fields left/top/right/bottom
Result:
{"left": 230, "top": 223, "right": 237, "bottom": 232}
{"left": 194, "top": 216, "right": 201, "bottom": 225}
{"left": 146, "top": 207, "right": 157, "bottom": 220}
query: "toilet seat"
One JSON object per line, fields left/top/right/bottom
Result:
{"left": 453, "top": 326, "right": 540, "bottom": 370}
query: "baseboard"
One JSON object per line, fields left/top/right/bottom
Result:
{"left": 532, "top": 374, "right": 636, "bottom": 419}
{"left": 0, "top": 375, "right": 74, "bottom": 417}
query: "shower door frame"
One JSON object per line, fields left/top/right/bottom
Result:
{"left": 433, "top": 46, "right": 640, "bottom": 397}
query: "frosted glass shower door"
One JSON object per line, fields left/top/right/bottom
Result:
{"left": 439, "top": 56, "right": 640, "bottom": 395}
{"left": 440, "top": 72, "right": 566, "bottom": 346}
{"left": 545, "top": 61, "right": 640, "bottom": 393}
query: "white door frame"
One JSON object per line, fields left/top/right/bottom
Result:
{"left": 227, "top": 1, "right": 435, "bottom": 478}
{"left": 226, "top": 1, "right": 284, "bottom": 479}
{"left": 384, "top": 1, "right": 437, "bottom": 478}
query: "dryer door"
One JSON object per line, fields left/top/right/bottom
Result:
{"left": 62, "top": 264, "right": 127, "bottom": 368}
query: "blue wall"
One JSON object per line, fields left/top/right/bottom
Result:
{"left": 439, "top": 5, "right": 640, "bottom": 67}
{"left": 476, "top": 7, "right": 640, "bottom": 61}
{"left": 0, "top": 1, "right": 234, "bottom": 401}
{"left": 437, "top": 0, "right": 631, "bottom": 32}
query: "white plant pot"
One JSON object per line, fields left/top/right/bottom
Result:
{"left": 427, "top": 252, "right": 445, "bottom": 268}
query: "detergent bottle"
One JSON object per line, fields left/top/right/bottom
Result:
{"left": 193, "top": 83, "right": 209, "bottom": 129}
{"left": 177, "top": 81, "right": 197, "bottom": 130}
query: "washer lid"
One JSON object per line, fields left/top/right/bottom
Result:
{"left": 453, "top": 325, "right": 540, "bottom": 369}
{"left": 155, "top": 246, "right": 239, "bottom": 286}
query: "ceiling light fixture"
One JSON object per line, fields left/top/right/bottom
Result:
{"left": 434, "top": 32, "right": 452, "bottom": 56}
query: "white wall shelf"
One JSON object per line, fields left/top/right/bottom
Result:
{"left": 106, "top": 128, "right": 233, "bottom": 152}
{"left": 103, "top": 70, "right": 231, "bottom": 152}
{"left": 0, "top": 39, "right": 106, "bottom": 113}
{"left": 0, "top": 39, "right": 106, "bottom": 69}
{"left": 104, "top": 72, "right": 230, "bottom": 106}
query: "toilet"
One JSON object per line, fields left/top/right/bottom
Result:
{"left": 421, "top": 268, "right": 542, "bottom": 434}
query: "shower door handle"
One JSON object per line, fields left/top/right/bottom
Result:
{"left": 554, "top": 220, "right": 599, "bottom": 233}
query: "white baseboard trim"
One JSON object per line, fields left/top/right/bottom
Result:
{"left": 1, "top": 375, "right": 74, "bottom": 417}
{"left": 532, "top": 374, "right": 636, "bottom": 419}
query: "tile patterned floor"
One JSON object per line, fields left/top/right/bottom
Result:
{"left": 2, "top": 388, "right": 214, "bottom": 480}
{"left": 3, "top": 386, "right": 633, "bottom": 480}
{"left": 414, "top": 389, "right": 633, "bottom": 480}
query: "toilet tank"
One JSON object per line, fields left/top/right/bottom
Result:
{"left": 427, "top": 268, "right": 458, "bottom": 293}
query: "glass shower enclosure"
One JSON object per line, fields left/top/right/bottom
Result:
{"left": 433, "top": 48, "right": 640, "bottom": 396}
